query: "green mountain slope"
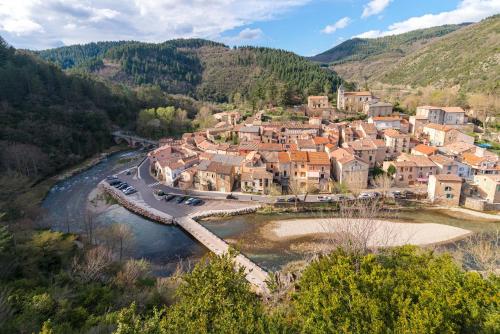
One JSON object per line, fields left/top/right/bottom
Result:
{"left": 378, "top": 15, "right": 500, "bottom": 93}
{"left": 310, "top": 23, "right": 468, "bottom": 64}
{"left": 36, "top": 39, "right": 341, "bottom": 103}
{"left": 0, "top": 37, "right": 140, "bottom": 178}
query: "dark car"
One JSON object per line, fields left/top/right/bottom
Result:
{"left": 108, "top": 179, "right": 121, "bottom": 186}
{"left": 155, "top": 189, "right": 166, "bottom": 196}
{"left": 118, "top": 183, "right": 129, "bottom": 190}
{"left": 276, "top": 198, "right": 285, "bottom": 203}
{"left": 165, "top": 194, "right": 176, "bottom": 201}
{"left": 176, "top": 196, "right": 187, "bottom": 204}
{"left": 226, "top": 194, "right": 237, "bottom": 200}
{"left": 287, "top": 197, "right": 301, "bottom": 203}
{"left": 192, "top": 198, "right": 204, "bottom": 206}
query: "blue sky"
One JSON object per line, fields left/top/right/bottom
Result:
{"left": 0, "top": 0, "right": 498, "bottom": 55}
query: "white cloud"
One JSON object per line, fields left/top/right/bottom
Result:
{"left": 354, "top": 30, "right": 383, "bottom": 38}
{"left": 0, "top": 0, "right": 311, "bottom": 49}
{"left": 321, "top": 17, "right": 351, "bottom": 34}
{"left": 223, "top": 28, "right": 264, "bottom": 44}
{"left": 361, "top": 0, "right": 392, "bottom": 18}
{"left": 356, "top": 0, "right": 500, "bottom": 38}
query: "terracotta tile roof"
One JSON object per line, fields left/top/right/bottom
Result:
{"left": 424, "top": 123, "right": 452, "bottom": 132}
{"left": 462, "top": 152, "right": 486, "bottom": 166}
{"left": 442, "top": 141, "right": 476, "bottom": 154}
{"left": 238, "top": 142, "right": 259, "bottom": 151}
{"left": 401, "top": 155, "right": 437, "bottom": 168}
{"left": 372, "top": 116, "right": 401, "bottom": 121}
{"left": 296, "top": 139, "right": 316, "bottom": 149}
{"left": 258, "top": 143, "right": 283, "bottom": 151}
{"left": 413, "top": 144, "right": 438, "bottom": 156}
{"left": 430, "top": 154, "right": 454, "bottom": 166}
{"left": 372, "top": 139, "right": 386, "bottom": 148}
{"left": 441, "top": 107, "right": 465, "bottom": 113}
{"left": 330, "top": 148, "right": 352, "bottom": 160}
{"left": 290, "top": 151, "right": 308, "bottom": 162}
{"left": 313, "top": 136, "right": 330, "bottom": 145}
{"left": 325, "top": 143, "right": 336, "bottom": 150}
{"left": 360, "top": 122, "right": 377, "bottom": 134}
{"left": 343, "top": 91, "right": 372, "bottom": 96}
{"left": 278, "top": 152, "right": 291, "bottom": 163}
{"left": 433, "top": 174, "right": 462, "bottom": 182}
{"left": 349, "top": 139, "right": 377, "bottom": 151}
{"left": 206, "top": 161, "right": 233, "bottom": 175}
{"left": 239, "top": 125, "right": 260, "bottom": 133}
{"left": 383, "top": 129, "right": 408, "bottom": 138}
{"left": 307, "top": 152, "right": 330, "bottom": 165}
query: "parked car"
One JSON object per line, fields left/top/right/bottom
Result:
{"left": 358, "top": 192, "right": 372, "bottom": 199}
{"left": 226, "top": 194, "right": 237, "bottom": 200}
{"left": 336, "top": 194, "right": 349, "bottom": 201}
{"left": 155, "top": 189, "right": 166, "bottom": 196}
{"left": 176, "top": 196, "right": 187, "bottom": 204}
{"left": 117, "top": 183, "right": 129, "bottom": 190}
{"left": 287, "top": 197, "right": 301, "bottom": 203}
{"left": 276, "top": 198, "right": 285, "bottom": 203}
{"left": 126, "top": 170, "right": 132, "bottom": 175}
{"left": 108, "top": 179, "right": 121, "bottom": 186}
{"left": 318, "top": 196, "right": 332, "bottom": 202}
{"left": 124, "top": 188, "right": 137, "bottom": 195}
{"left": 191, "top": 198, "right": 203, "bottom": 206}
{"left": 165, "top": 194, "right": 176, "bottom": 201}
{"left": 185, "top": 197, "right": 199, "bottom": 205}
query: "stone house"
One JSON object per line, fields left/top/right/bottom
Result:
{"left": 363, "top": 101, "right": 393, "bottom": 118}
{"left": 383, "top": 129, "right": 410, "bottom": 159}
{"left": 238, "top": 126, "right": 261, "bottom": 142}
{"left": 427, "top": 174, "right": 462, "bottom": 206}
{"left": 474, "top": 174, "right": 500, "bottom": 203}
{"left": 368, "top": 116, "right": 403, "bottom": 131}
{"left": 422, "top": 123, "right": 474, "bottom": 147}
{"left": 416, "top": 106, "right": 465, "bottom": 125}
{"left": 308, "top": 96, "right": 329, "bottom": 109}
{"left": 429, "top": 154, "right": 458, "bottom": 175}
{"left": 331, "top": 148, "right": 369, "bottom": 190}
{"left": 195, "top": 160, "right": 235, "bottom": 192}
{"left": 346, "top": 138, "right": 385, "bottom": 169}
{"left": 241, "top": 167, "right": 273, "bottom": 194}
{"left": 337, "top": 85, "right": 377, "bottom": 112}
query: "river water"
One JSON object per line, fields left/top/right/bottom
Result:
{"left": 42, "top": 151, "right": 499, "bottom": 274}
{"left": 42, "top": 151, "right": 206, "bottom": 275}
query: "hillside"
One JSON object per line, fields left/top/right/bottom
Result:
{"left": 0, "top": 37, "right": 140, "bottom": 179}
{"left": 378, "top": 15, "right": 500, "bottom": 93}
{"left": 36, "top": 39, "right": 341, "bottom": 103}
{"left": 310, "top": 23, "right": 468, "bottom": 82}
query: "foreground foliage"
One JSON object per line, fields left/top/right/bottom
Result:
{"left": 0, "top": 222, "right": 498, "bottom": 334}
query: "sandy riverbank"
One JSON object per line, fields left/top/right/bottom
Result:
{"left": 87, "top": 186, "right": 117, "bottom": 216}
{"left": 263, "top": 218, "right": 472, "bottom": 247}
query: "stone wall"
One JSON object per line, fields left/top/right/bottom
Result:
{"left": 464, "top": 197, "right": 500, "bottom": 211}
{"left": 101, "top": 182, "right": 174, "bottom": 225}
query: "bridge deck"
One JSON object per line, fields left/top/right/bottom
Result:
{"left": 176, "top": 216, "right": 270, "bottom": 294}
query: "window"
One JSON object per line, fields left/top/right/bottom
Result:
{"left": 444, "top": 186, "right": 452, "bottom": 191}
{"left": 446, "top": 194, "right": 454, "bottom": 199}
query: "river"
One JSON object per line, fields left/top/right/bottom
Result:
{"left": 42, "top": 150, "right": 499, "bottom": 274}
{"left": 42, "top": 150, "right": 206, "bottom": 275}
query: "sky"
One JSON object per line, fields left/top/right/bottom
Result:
{"left": 0, "top": 0, "right": 499, "bottom": 56}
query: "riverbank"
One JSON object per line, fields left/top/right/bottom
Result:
{"left": 261, "top": 218, "right": 472, "bottom": 247}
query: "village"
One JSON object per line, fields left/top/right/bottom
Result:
{"left": 145, "top": 86, "right": 500, "bottom": 211}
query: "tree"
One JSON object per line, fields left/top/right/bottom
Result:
{"left": 292, "top": 246, "right": 499, "bottom": 334}
{"left": 387, "top": 164, "right": 397, "bottom": 176}
{"left": 374, "top": 174, "right": 393, "bottom": 197}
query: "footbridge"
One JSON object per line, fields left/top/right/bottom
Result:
{"left": 101, "top": 182, "right": 270, "bottom": 295}
{"left": 112, "top": 131, "right": 158, "bottom": 147}
{"left": 176, "top": 216, "right": 270, "bottom": 294}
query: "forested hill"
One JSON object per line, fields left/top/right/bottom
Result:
{"left": 36, "top": 39, "right": 341, "bottom": 103}
{"left": 309, "top": 23, "right": 469, "bottom": 84}
{"left": 0, "top": 37, "right": 140, "bottom": 179}
{"left": 378, "top": 15, "right": 500, "bottom": 93}
{"left": 310, "top": 23, "right": 468, "bottom": 64}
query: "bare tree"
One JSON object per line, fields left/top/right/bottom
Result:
{"left": 456, "top": 231, "right": 499, "bottom": 275}
{"left": 115, "top": 258, "right": 151, "bottom": 288}
{"left": 319, "top": 199, "right": 399, "bottom": 259}
{"left": 72, "top": 245, "right": 114, "bottom": 283}
{"left": 100, "top": 223, "right": 134, "bottom": 261}
{"left": 374, "top": 173, "right": 393, "bottom": 198}
{"left": 81, "top": 213, "right": 100, "bottom": 246}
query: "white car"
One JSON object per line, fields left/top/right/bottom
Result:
{"left": 317, "top": 195, "right": 332, "bottom": 202}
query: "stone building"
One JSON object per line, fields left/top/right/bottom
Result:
{"left": 427, "top": 174, "right": 462, "bottom": 206}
